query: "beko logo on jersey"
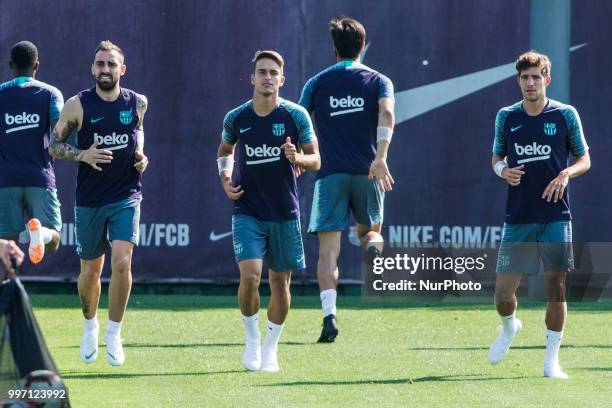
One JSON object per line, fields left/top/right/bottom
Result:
{"left": 94, "top": 132, "right": 129, "bottom": 151}
{"left": 329, "top": 95, "right": 365, "bottom": 117}
{"left": 4, "top": 112, "right": 40, "bottom": 133}
{"left": 514, "top": 142, "right": 551, "bottom": 164}
{"left": 245, "top": 143, "right": 281, "bottom": 165}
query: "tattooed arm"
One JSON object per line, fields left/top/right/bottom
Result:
{"left": 49, "top": 96, "right": 113, "bottom": 171}
{"left": 48, "top": 96, "right": 83, "bottom": 161}
{"left": 134, "top": 93, "right": 149, "bottom": 173}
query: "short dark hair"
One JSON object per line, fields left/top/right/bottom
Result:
{"left": 10, "top": 41, "right": 38, "bottom": 70}
{"left": 94, "top": 40, "right": 124, "bottom": 59}
{"left": 516, "top": 50, "right": 551, "bottom": 77}
{"left": 252, "top": 50, "right": 284, "bottom": 71}
{"left": 329, "top": 17, "right": 366, "bottom": 59}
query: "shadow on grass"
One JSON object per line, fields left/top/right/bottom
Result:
{"left": 57, "top": 341, "right": 312, "bottom": 349}
{"left": 60, "top": 370, "right": 244, "bottom": 380}
{"left": 260, "top": 374, "right": 528, "bottom": 387}
{"left": 29, "top": 293, "right": 612, "bottom": 312}
{"left": 404, "top": 344, "right": 612, "bottom": 351}
{"left": 575, "top": 367, "right": 612, "bottom": 372}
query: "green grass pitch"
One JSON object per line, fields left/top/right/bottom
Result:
{"left": 27, "top": 294, "right": 611, "bottom": 407}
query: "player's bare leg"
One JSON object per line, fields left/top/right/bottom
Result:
{"left": 108, "top": 240, "right": 134, "bottom": 322}
{"left": 238, "top": 259, "right": 263, "bottom": 371}
{"left": 543, "top": 270, "right": 568, "bottom": 379}
{"left": 104, "top": 240, "right": 134, "bottom": 366}
{"left": 78, "top": 255, "right": 104, "bottom": 363}
{"left": 316, "top": 231, "right": 341, "bottom": 342}
{"left": 489, "top": 273, "right": 523, "bottom": 364}
{"left": 357, "top": 223, "right": 383, "bottom": 264}
{"left": 261, "top": 269, "right": 291, "bottom": 372}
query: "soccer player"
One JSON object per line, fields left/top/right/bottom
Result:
{"left": 489, "top": 51, "right": 590, "bottom": 379}
{"left": 49, "top": 40, "right": 149, "bottom": 366}
{"left": 217, "top": 50, "right": 320, "bottom": 372}
{"left": 299, "top": 17, "right": 395, "bottom": 342}
{"left": 0, "top": 41, "right": 64, "bottom": 264}
{"left": 0, "top": 239, "right": 25, "bottom": 277}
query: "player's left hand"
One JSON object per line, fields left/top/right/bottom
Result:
{"left": 134, "top": 151, "right": 148, "bottom": 173}
{"left": 282, "top": 136, "right": 298, "bottom": 164}
{"left": 542, "top": 170, "right": 570, "bottom": 203}
{"left": 369, "top": 158, "right": 394, "bottom": 192}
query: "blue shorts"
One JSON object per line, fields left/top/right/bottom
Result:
{"left": 308, "top": 173, "right": 384, "bottom": 234}
{"left": 75, "top": 197, "right": 141, "bottom": 260}
{"left": 0, "top": 187, "right": 62, "bottom": 237}
{"left": 232, "top": 214, "right": 305, "bottom": 271}
{"left": 496, "top": 221, "right": 574, "bottom": 275}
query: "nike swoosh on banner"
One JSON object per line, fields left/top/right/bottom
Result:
{"left": 394, "top": 43, "right": 588, "bottom": 125}
{"left": 209, "top": 230, "right": 233, "bottom": 241}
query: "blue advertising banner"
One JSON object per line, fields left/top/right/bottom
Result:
{"left": 1, "top": 0, "right": 611, "bottom": 283}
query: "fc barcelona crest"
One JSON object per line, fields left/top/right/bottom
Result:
{"left": 272, "top": 123, "right": 285, "bottom": 136}
{"left": 543, "top": 122, "right": 557, "bottom": 136}
{"left": 119, "top": 110, "right": 133, "bottom": 125}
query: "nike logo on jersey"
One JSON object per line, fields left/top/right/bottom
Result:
{"left": 90, "top": 117, "right": 105, "bottom": 124}
{"left": 510, "top": 125, "right": 523, "bottom": 132}
{"left": 209, "top": 230, "right": 233, "bottom": 241}
{"left": 240, "top": 127, "right": 252, "bottom": 134}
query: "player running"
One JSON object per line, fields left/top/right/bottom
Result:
{"left": 489, "top": 51, "right": 590, "bottom": 379}
{"left": 299, "top": 17, "right": 395, "bottom": 342}
{"left": 49, "top": 40, "right": 149, "bottom": 366}
{"left": 217, "top": 50, "right": 320, "bottom": 372}
{"left": 0, "top": 41, "right": 64, "bottom": 264}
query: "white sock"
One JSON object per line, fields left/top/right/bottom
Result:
{"left": 544, "top": 329, "right": 563, "bottom": 367}
{"left": 262, "top": 320, "right": 284, "bottom": 352}
{"left": 242, "top": 312, "right": 260, "bottom": 342}
{"left": 83, "top": 316, "right": 99, "bottom": 332}
{"left": 39, "top": 227, "right": 53, "bottom": 244}
{"left": 500, "top": 312, "right": 517, "bottom": 334}
{"left": 320, "top": 289, "right": 337, "bottom": 317}
{"left": 106, "top": 319, "right": 122, "bottom": 338}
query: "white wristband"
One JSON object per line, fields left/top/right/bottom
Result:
{"left": 494, "top": 160, "right": 508, "bottom": 178}
{"left": 217, "top": 155, "right": 234, "bottom": 175}
{"left": 376, "top": 127, "right": 393, "bottom": 143}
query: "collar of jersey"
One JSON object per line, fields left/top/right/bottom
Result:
{"left": 519, "top": 98, "right": 550, "bottom": 116}
{"left": 14, "top": 76, "right": 33, "bottom": 86}
{"left": 249, "top": 98, "right": 283, "bottom": 117}
{"left": 335, "top": 60, "right": 357, "bottom": 68}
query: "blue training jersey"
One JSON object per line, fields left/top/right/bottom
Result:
{"left": 492, "top": 99, "right": 588, "bottom": 224}
{"left": 299, "top": 61, "right": 394, "bottom": 179}
{"left": 76, "top": 87, "right": 141, "bottom": 207}
{"left": 222, "top": 98, "right": 316, "bottom": 222}
{"left": 0, "top": 77, "right": 63, "bottom": 188}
